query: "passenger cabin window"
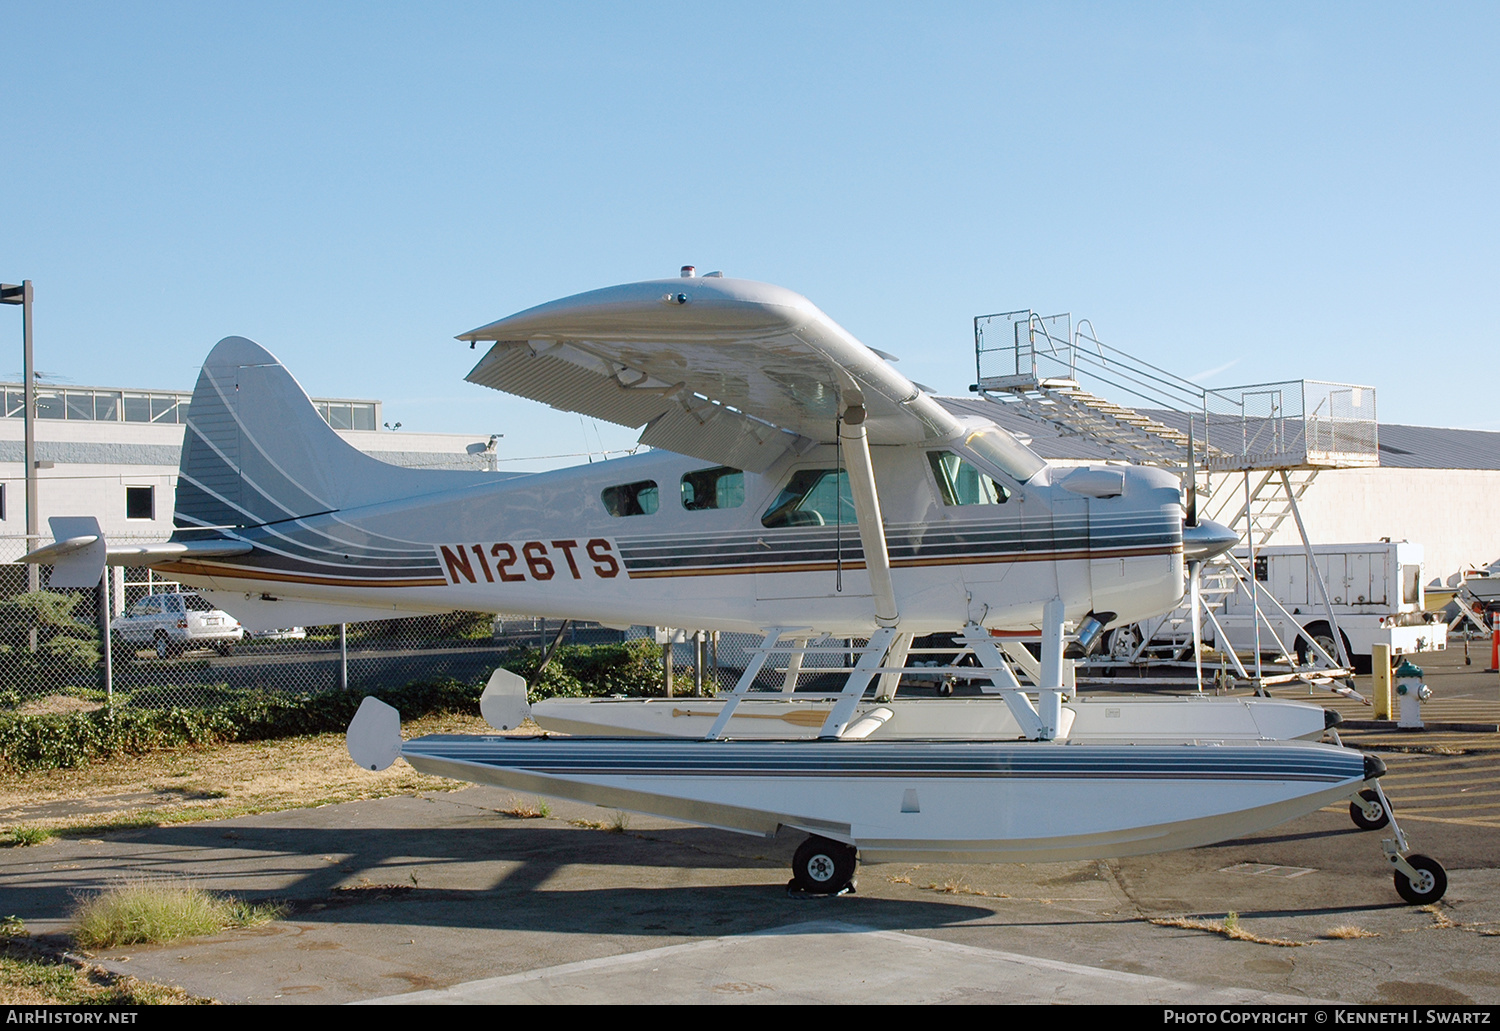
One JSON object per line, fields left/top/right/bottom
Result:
{"left": 761, "top": 469, "right": 857, "bottom": 528}
{"left": 928, "top": 451, "right": 1010, "bottom": 505}
{"left": 681, "top": 467, "right": 744, "bottom": 511}
{"left": 601, "top": 480, "right": 659, "bottom": 517}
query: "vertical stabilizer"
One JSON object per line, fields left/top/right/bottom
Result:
{"left": 174, "top": 336, "right": 492, "bottom": 531}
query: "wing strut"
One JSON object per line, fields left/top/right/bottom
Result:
{"left": 705, "top": 627, "right": 811, "bottom": 740}
{"left": 839, "top": 403, "right": 899, "bottom": 628}
{"left": 956, "top": 622, "right": 1048, "bottom": 740}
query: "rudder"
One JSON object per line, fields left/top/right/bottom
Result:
{"left": 175, "top": 336, "right": 490, "bottom": 531}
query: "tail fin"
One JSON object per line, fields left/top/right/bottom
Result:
{"left": 175, "top": 336, "right": 488, "bottom": 531}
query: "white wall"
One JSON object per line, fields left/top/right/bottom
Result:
{"left": 1217, "top": 466, "right": 1500, "bottom": 582}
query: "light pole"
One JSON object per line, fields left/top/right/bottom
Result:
{"left": 0, "top": 282, "right": 37, "bottom": 595}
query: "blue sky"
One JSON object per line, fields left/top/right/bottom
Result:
{"left": 3, "top": 3, "right": 1496, "bottom": 468}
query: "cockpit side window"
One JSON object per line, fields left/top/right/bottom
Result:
{"left": 962, "top": 427, "right": 1046, "bottom": 483}
{"left": 681, "top": 467, "right": 744, "bottom": 511}
{"left": 761, "top": 469, "right": 857, "bottom": 528}
{"left": 601, "top": 480, "right": 659, "bottom": 517}
{"left": 927, "top": 451, "right": 1010, "bottom": 505}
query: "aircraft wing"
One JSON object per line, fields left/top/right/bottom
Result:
{"left": 457, "top": 277, "right": 960, "bottom": 472}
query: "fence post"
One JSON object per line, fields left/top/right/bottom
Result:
{"left": 662, "top": 638, "right": 673, "bottom": 698}
{"left": 339, "top": 623, "right": 348, "bottom": 691}
{"left": 97, "top": 569, "right": 112, "bottom": 706}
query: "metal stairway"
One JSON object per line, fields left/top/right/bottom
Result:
{"left": 1202, "top": 467, "right": 1322, "bottom": 551}
{"left": 1005, "top": 383, "right": 1200, "bottom": 465}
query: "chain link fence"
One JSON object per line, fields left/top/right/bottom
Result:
{"left": 0, "top": 535, "right": 882, "bottom": 716}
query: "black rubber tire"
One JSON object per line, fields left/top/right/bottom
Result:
{"left": 214, "top": 642, "right": 235, "bottom": 657}
{"left": 1350, "top": 789, "right": 1390, "bottom": 831}
{"left": 792, "top": 835, "right": 857, "bottom": 894}
{"left": 1394, "top": 854, "right": 1447, "bottom": 905}
{"left": 154, "top": 632, "right": 171, "bottom": 660}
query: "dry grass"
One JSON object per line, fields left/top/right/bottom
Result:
{"left": 72, "top": 880, "right": 283, "bottom": 948}
{"left": 0, "top": 711, "right": 495, "bottom": 838}
{"left": 1323, "top": 925, "right": 1380, "bottom": 940}
{"left": 1421, "top": 904, "right": 1500, "bottom": 936}
{"left": 1, "top": 945, "right": 205, "bottom": 1005}
{"left": 500, "top": 796, "right": 552, "bottom": 819}
{"left": 915, "top": 879, "right": 1009, "bottom": 898}
{"left": 14, "top": 694, "right": 105, "bottom": 717}
{"left": 1149, "top": 912, "right": 1309, "bottom": 947}
{"left": 569, "top": 811, "right": 630, "bottom": 833}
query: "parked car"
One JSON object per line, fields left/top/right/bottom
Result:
{"left": 111, "top": 592, "right": 244, "bottom": 658}
{"left": 249, "top": 627, "right": 307, "bottom": 640}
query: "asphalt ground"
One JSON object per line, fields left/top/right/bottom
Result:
{"left": 2, "top": 646, "right": 1497, "bottom": 1005}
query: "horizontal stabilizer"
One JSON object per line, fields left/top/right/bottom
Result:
{"left": 21, "top": 526, "right": 253, "bottom": 577}
{"left": 41, "top": 517, "right": 106, "bottom": 589}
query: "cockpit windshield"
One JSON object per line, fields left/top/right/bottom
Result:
{"left": 962, "top": 427, "right": 1046, "bottom": 483}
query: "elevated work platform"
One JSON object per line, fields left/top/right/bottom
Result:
{"left": 972, "top": 310, "right": 1379, "bottom": 473}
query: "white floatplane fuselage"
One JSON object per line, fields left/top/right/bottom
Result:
{"left": 23, "top": 273, "right": 1446, "bottom": 902}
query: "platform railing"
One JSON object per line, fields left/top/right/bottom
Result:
{"left": 974, "top": 309, "right": 1378, "bottom": 471}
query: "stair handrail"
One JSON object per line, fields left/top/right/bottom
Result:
{"left": 1024, "top": 312, "right": 1073, "bottom": 381}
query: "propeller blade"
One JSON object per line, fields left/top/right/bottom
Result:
{"left": 1185, "top": 417, "right": 1198, "bottom": 527}
{"left": 1190, "top": 560, "right": 1203, "bottom": 692}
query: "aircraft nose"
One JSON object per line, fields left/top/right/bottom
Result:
{"left": 1182, "top": 518, "right": 1239, "bottom": 562}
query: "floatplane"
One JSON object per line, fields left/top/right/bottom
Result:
{"left": 24, "top": 271, "right": 1443, "bottom": 901}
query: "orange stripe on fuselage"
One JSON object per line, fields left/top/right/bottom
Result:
{"left": 148, "top": 560, "right": 448, "bottom": 589}
{"left": 623, "top": 544, "right": 1181, "bottom": 579}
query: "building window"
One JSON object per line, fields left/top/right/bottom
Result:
{"left": 123, "top": 394, "right": 152, "bottom": 422}
{"left": 35, "top": 390, "right": 64, "bottom": 419}
{"left": 126, "top": 486, "right": 155, "bottom": 521}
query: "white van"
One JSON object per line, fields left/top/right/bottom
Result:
{"left": 1209, "top": 541, "right": 1446, "bottom": 673}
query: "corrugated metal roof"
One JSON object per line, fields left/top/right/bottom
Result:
{"left": 1370, "top": 423, "right": 1500, "bottom": 470}
{"left": 936, "top": 396, "right": 1500, "bottom": 471}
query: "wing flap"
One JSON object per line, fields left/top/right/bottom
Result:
{"left": 466, "top": 340, "right": 684, "bottom": 430}
{"left": 638, "top": 397, "right": 803, "bottom": 474}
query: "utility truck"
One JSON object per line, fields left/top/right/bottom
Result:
{"left": 1208, "top": 541, "right": 1446, "bottom": 673}
{"left": 1099, "top": 541, "right": 1447, "bottom": 675}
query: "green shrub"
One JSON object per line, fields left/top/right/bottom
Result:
{"left": 0, "top": 592, "right": 100, "bottom": 700}
{"left": 0, "top": 640, "right": 672, "bottom": 771}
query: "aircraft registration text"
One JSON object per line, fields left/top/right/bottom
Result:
{"left": 437, "top": 539, "right": 621, "bottom": 585}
